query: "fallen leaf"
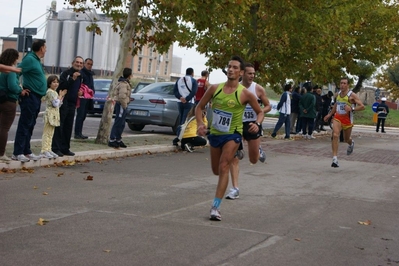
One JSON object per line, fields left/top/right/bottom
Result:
{"left": 37, "top": 218, "right": 49, "bottom": 225}
{"left": 85, "top": 175, "right": 94, "bottom": 181}
{"left": 20, "top": 167, "right": 35, "bottom": 173}
{"left": 57, "top": 172, "right": 64, "bottom": 177}
{"left": 103, "top": 250, "right": 111, "bottom": 253}
{"left": 294, "top": 238, "right": 301, "bottom": 241}
{"left": 42, "top": 192, "right": 48, "bottom": 195}
{"left": 358, "top": 220, "right": 371, "bottom": 225}
{"left": 355, "top": 246, "right": 364, "bottom": 250}
{"left": 33, "top": 186, "right": 38, "bottom": 189}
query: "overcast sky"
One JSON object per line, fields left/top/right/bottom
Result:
{"left": 0, "top": 0, "right": 227, "bottom": 83}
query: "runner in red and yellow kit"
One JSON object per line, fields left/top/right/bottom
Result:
{"left": 324, "top": 77, "right": 364, "bottom": 168}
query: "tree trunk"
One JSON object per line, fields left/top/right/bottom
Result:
{"left": 95, "top": 1, "right": 140, "bottom": 144}
{"left": 352, "top": 75, "right": 365, "bottom": 94}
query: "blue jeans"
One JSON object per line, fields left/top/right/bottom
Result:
{"left": 13, "top": 92, "right": 41, "bottom": 155}
{"left": 75, "top": 98, "right": 89, "bottom": 136}
{"left": 110, "top": 102, "right": 127, "bottom": 141}
{"left": 272, "top": 113, "right": 291, "bottom": 138}
{"left": 176, "top": 102, "right": 194, "bottom": 137}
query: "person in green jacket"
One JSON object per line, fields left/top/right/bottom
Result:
{"left": 12, "top": 39, "right": 47, "bottom": 163}
{"left": 0, "top": 49, "right": 28, "bottom": 162}
{"left": 299, "top": 84, "right": 317, "bottom": 139}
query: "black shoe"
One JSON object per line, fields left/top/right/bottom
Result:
{"left": 62, "top": 150, "right": 75, "bottom": 156}
{"left": 382, "top": 131, "right": 386, "bottom": 133}
{"left": 320, "top": 128, "right": 326, "bottom": 131}
{"left": 75, "top": 134, "right": 88, "bottom": 139}
{"left": 172, "top": 137, "right": 179, "bottom": 146}
{"left": 108, "top": 141, "right": 119, "bottom": 148}
{"left": 118, "top": 141, "right": 127, "bottom": 148}
{"left": 52, "top": 150, "right": 64, "bottom": 157}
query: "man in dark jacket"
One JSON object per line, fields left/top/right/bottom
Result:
{"left": 320, "top": 91, "right": 333, "bottom": 131}
{"left": 52, "top": 56, "right": 84, "bottom": 157}
{"left": 376, "top": 97, "right": 389, "bottom": 133}
{"left": 290, "top": 86, "right": 301, "bottom": 134}
{"left": 313, "top": 85, "right": 323, "bottom": 132}
{"left": 299, "top": 87, "right": 316, "bottom": 139}
{"left": 74, "top": 58, "right": 94, "bottom": 139}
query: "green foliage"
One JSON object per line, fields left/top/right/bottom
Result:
{"left": 67, "top": 0, "right": 399, "bottom": 95}
{"left": 375, "top": 58, "right": 399, "bottom": 100}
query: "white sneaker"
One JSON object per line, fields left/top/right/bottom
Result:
{"left": 331, "top": 158, "right": 339, "bottom": 168}
{"left": 210, "top": 207, "right": 222, "bottom": 221}
{"left": 49, "top": 151, "right": 59, "bottom": 158}
{"left": 40, "top": 151, "right": 54, "bottom": 159}
{"left": 0, "top": 155, "right": 11, "bottom": 161}
{"left": 347, "top": 140, "right": 355, "bottom": 155}
{"left": 308, "top": 134, "right": 316, "bottom": 139}
{"left": 259, "top": 146, "right": 266, "bottom": 163}
{"left": 225, "top": 188, "right": 239, "bottom": 199}
{"left": 26, "top": 153, "right": 42, "bottom": 161}
{"left": 12, "top": 154, "right": 30, "bottom": 163}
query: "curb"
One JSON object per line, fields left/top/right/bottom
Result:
{"left": 0, "top": 144, "right": 176, "bottom": 171}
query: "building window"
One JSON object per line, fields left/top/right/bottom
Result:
{"left": 164, "top": 62, "right": 168, "bottom": 75}
{"left": 149, "top": 46, "right": 153, "bottom": 57}
{"left": 138, "top": 57, "right": 142, "bottom": 72}
{"left": 165, "top": 52, "right": 169, "bottom": 60}
{"left": 138, "top": 48, "right": 143, "bottom": 55}
{"left": 148, "top": 59, "right": 152, "bottom": 73}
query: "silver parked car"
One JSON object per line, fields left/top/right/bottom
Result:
{"left": 125, "top": 82, "right": 181, "bottom": 133}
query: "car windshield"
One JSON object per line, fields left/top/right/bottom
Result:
{"left": 94, "top": 80, "right": 112, "bottom": 92}
{"left": 140, "top": 83, "right": 174, "bottom": 95}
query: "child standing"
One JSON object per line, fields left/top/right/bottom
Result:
{"left": 41, "top": 75, "right": 66, "bottom": 159}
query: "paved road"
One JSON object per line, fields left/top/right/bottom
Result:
{"left": 0, "top": 133, "right": 398, "bottom": 265}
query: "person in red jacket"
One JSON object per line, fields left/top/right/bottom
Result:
{"left": 195, "top": 70, "right": 210, "bottom": 104}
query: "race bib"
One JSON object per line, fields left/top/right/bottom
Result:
{"left": 242, "top": 106, "right": 257, "bottom": 122}
{"left": 336, "top": 102, "right": 347, "bottom": 115}
{"left": 212, "top": 109, "right": 232, "bottom": 132}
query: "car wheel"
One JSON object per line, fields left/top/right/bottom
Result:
{"left": 128, "top": 123, "right": 145, "bottom": 131}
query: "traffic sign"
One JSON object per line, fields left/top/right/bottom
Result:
{"left": 372, "top": 102, "right": 379, "bottom": 112}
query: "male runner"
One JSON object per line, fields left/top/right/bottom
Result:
{"left": 323, "top": 77, "right": 364, "bottom": 167}
{"left": 226, "top": 63, "right": 271, "bottom": 200}
{"left": 195, "top": 56, "right": 264, "bottom": 221}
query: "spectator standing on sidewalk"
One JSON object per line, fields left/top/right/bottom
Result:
{"left": 74, "top": 58, "right": 94, "bottom": 139}
{"left": 40, "top": 75, "right": 67, "bottom": 159}
{"left": 299, "top": 85, "right": 317, "bottom": 139}
{"left": 12, "top": 40, "right": 47, "bottom": 162}
{"left": 172, "top": 68, "right": 197, "bottom": 146}
{"left": 323, "top": 77, "right": 364, "bottom": 168}
{"left": 376, "top": 97, "right": 389, "bottom": 133}
{"left": 195, "top": 70, "right": 210, "bottom": 104}
{"left": 0, "top": 49, "right": 24, "bottom": 162}
{"left": 290, "top": 86, "right": 301, "bottom": 134}
{"left": 320, "top": 91, "right": 333, "bottom": 131}
{"left": 52, "top": 56, "right": 84, "bottom": 157}
{"left": 108, "top": 68, "right": 133, "bottom": 149}
{"left": 195, "top": 55, "right": 264, "bottom": 221}
{"left": 313, "top": 85, "right": 323, "bottom": 132}
{"left": 271, "top": 83, "right": 292, "bottom": 139}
